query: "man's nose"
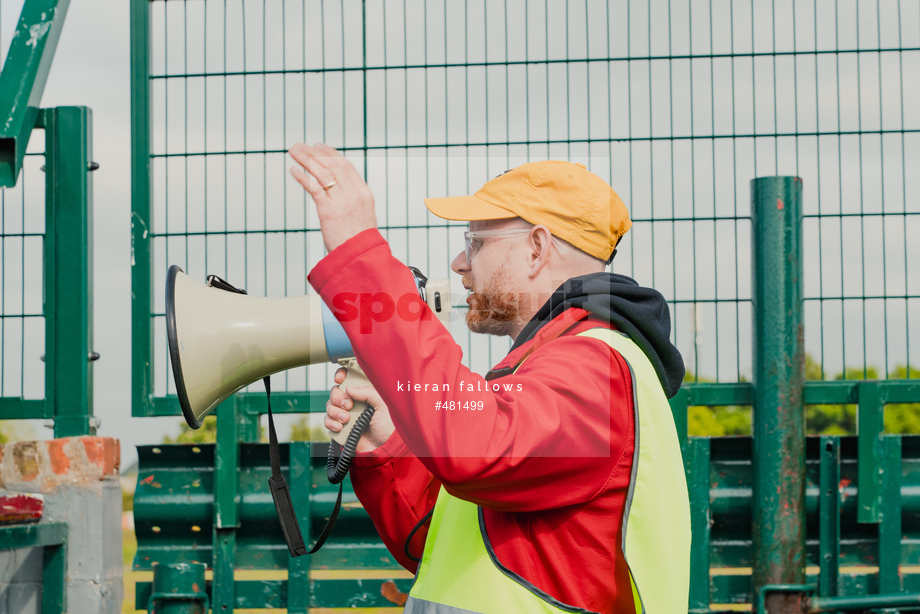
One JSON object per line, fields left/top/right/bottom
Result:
{"left": 451, "top": 250, "right": 469, "bottom": 275}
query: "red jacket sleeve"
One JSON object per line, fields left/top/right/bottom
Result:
{"left": 348, "top": 432, "right": 441, "bottom": 571}
{"left": 309, "top": 229, "right": 630, "bottom": 512}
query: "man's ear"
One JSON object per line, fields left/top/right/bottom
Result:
{"left": 526, "top": 226, "right": 554, "bottom": 277}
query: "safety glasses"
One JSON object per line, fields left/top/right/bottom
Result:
{"left": 463, "top": 228, "right": 533, "bottom": 264}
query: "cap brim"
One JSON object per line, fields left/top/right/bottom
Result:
{"left": 424, "top": 195, "right": 517, "bottom": 221}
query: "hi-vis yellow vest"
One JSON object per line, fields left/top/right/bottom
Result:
{"left": 403, "top": 329, "right": 691, "bottom": 614}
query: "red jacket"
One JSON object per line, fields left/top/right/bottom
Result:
{"left": 309, "top": 229, "right": 636, "bottom": 614}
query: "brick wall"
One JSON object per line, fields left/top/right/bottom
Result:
{"left": 0, "top": 437, "right": 122, "bottom": 614}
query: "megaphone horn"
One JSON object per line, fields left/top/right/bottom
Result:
{"left": 166, "top": 265, "right": 346, "bottom": 428}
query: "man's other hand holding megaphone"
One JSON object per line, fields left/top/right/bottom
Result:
{"left": 325, "top": 367, "right": 393, "bottom": 454}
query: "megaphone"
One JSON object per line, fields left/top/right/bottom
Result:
{"left": 165, "top": 264, "right": 450, "bottom": 443}
{"left": 166, "top": 263, "right": 451, "bottom": 557}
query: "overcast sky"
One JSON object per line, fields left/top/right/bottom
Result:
{"left": 1, "top": 0, "right": 918, "bottom": 468}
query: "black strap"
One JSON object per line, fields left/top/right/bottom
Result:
{"left": 265, "top": 376, "right": 308, "bottom": 557}
{"left": 206, "top": 274, "right": 248, "bottom": 295}
{"left": 264, "top": 375, "right": 343, "bottom": 556}
{"left": 605, "top": 248, "right": 618, "bottom": 266}
{"left": 309, "top": 484, "right": 343, "bottom": 554}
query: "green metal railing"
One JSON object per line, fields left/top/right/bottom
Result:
{"left": 134, "top": 434, "right": 920, "bottom": 611}
{"left": 0, "top": 0, "right": 96, "bottom": 437}
{"left": 130, "top": 1, "right": 920, "bottom": 611}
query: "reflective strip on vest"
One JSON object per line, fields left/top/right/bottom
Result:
{"left": 406, "top": 329, "right": 690, "bottom": 614}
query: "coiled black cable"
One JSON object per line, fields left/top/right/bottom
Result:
{"left": 305, "top": 403, "right": 377, "bottom": 554}
{"left": 404, "top": 506, "right": 435, "bottom": 563}
{"left": 327, "top": 403, "right": 376, "bottom": 484}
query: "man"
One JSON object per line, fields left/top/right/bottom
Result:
{"left": 290, "top": 143, "right": 691, "bottom": 614}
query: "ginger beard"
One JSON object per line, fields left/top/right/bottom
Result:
{"left": 463, "top": 262, "right": 522, "bottom": 336}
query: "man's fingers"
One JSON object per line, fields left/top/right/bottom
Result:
{"left": 334, "top": 368, "right": 347, "bottom": 384}
{"left": 324, "top": 414, "right": 342, "bottom": 433}
{"left": 289, "top": 166, "right": 329, "bottom": 201}
{"left": 329, "top": 385, "right": 351, "bottom": 409}
{"left": 342, "top": 385, "right": 381, "bottom": 406}
{"left": 325, "top": 398, "right": 350, "bottom": 425}
{"left": 315, "top": 142, "right": 348, "bottom": 165}
{"left": 288, "top": 143, "right": 337, "bottom": 190}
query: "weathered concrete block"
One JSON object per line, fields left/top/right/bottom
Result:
{"left": 0, "top": 437, "right": 122, "bottom": 614}
{"left": 0, "top": 548, "right": 41, "bottom": 614}
{"left": 7, "top": 581, "right": 40, "bottom": 613}
{"left": 8, "top": 546, "right": 41, "bottom": 581}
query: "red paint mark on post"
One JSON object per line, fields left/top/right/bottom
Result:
{"left": 80, "top": 438, "right": 120, "bottom": 476}
{"left": 140, "top": 474, "right": 154, "bottom": 485}
{"left": 47, "top": 439, "right": 70, "bottom": 475}
{"left": 777, "top": 198, "right": 784, "bottom": 210}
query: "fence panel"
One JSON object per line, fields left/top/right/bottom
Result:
{"left": 132, "top": 0, "right": 920, "bottom": 414}
{"left": 130, "top": 0, "right": 920, "bottom": 610}
{"left": 0, "top": 0, "right": 95, "bottom": 437}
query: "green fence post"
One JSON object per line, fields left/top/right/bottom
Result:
{"left": 751, "top": 176, "right": 805, "bottom": 612}
{"left": 212, "top": 396, "right": 241, "bottom": 611}
{"left": 287, "top": 439, "right": 312, "bottom": 613}
{"left": 857, "top": 381, "right": 884, "bottom": 523}
{"left": 878, "top": 436, "right": 902, "bottom": 594}
{"left": 688, "top": 437, "right": 711, "bottom": 613}
{"left": 41, "top": 106, "right": 96, "bottom": 437}
{"left": 40, "top": 526, "right": 67, "bottom": 614}
{"left": 130, "top": 0, "right": 154, "bottom": 417}
{"left": 818, "top": 436, "right": 840, "bottom": 599}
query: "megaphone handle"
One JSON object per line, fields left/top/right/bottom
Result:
{"left": 330, "top": 359, "right": 373, "bottom": 446}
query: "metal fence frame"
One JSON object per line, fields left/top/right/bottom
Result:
{"left": 0, "top": 0, "right": 96, "bottom": 438}
{"left": 129, "top": 1, "right": 920, "bottom": 611}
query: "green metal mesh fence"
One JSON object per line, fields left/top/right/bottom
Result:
{"left": 0, "top": 17, "right": 47, "bottom": 407}
{"left": 0, "top": 152, "right": 45, "bottom": 403}
{"left": 132, "top": 0, "right": 920, "bottom": 418}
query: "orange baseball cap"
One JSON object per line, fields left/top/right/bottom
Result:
{"left": 424, "top": 160, "right": 631, "bottom": 263}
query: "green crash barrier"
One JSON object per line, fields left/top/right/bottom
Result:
{"left": 134, "top": 435, "right": 920, "bottom": 610}
{"left": 147, "top": 562, "right": 208, "bottom": 614}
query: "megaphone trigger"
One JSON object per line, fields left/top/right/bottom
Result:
{"left": 330, "top": 358, "right": 372, "bottom": 446}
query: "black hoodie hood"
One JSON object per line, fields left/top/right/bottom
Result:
{"left": 511, "top": 273, "right": 685, "bottom": 398}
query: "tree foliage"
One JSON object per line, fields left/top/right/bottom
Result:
{"left": 686, "top": 355, "right": 919, "bottom": 437}
{"left": 290, "top": 416, "right": 332, "bottom": 442}
{"left": 163, "top": 415, "right": 218, "bottom": 444}
{"left": 160, "top": 359, "right": 919, "bottom": 442}
{"left": 0, "top": 421, "right": 34, "bottom": 444}
{"left": 884, "top": 365, "right": 920, "bottom": 434}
